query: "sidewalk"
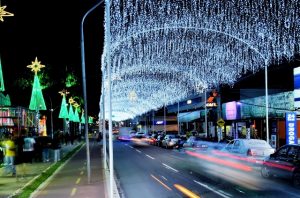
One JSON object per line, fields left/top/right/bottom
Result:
{"left": 0, "top": 139, "right": 121, "bottom": 198}
{"left": 0, "top": 143, "right": 79, "bottom": 198}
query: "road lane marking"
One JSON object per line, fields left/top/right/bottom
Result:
{"left": 146, "top": 154, "right": 155, "bottom": 159}
{"left": 129, "top": 146, "right": 134, "bottom": 149}
{"left": 162, "top": 163, "right": 179, "bottom": 173}
{"left": 174, "top": 184, "right": 200, "bottom": 198}
{"left": 218, "top": 190, "right": 232, "bottom": 197}
{"left": 135, "top": 149, "right": 142, "bottom": 153}
{"left": 70, "top": 188, "right": 77, "bottom": 196}
{"left": 193, "top": 180, "right": 231, "bottom": 198}
{"left": 76, "top": 178, "right": 81, "bottom": 184}
{"left": 161, "top": 176, "right": 167, "bottom": 181}
{"left": 235, "top": 188, "right": 245, "bottom": 194}
{"left": 151, "top": 174, "right": 172, "bottom": 191}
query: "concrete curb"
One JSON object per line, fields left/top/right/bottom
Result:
{"left": 103, "top": 157, "right": 122, "bottom": 198}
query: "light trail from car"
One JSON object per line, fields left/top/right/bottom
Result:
{"left": 174, "top": 184, "right": 200, "bottom": 198}
{"left": 186, "top": 150, "right": 253, "bottom": 172}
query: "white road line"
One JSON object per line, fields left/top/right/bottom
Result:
{"left": 75, "top": 178, "right": 81, "bottom": 184}
{"left": 162, "top": 163, "right": 179, "bottom": 173}
{"left": 129, "top": 146, "right": 134, "bottom": 149}
{"left": 70, "top": 188, "right": 77, "bottom": 197}
{"left": 194, "top": 180, "right": 231, "bottom": 198}
{"left": 161, "top": 176, "right": 168, "bottom": 181}
{"left": 146, "top": 154, "right": 155, "bottom": 159}
{"left": 135, "top": 149, "right": 142, "bottom": 153}
{"left": 235, "top": 188, "right": 245, "bottom": 194}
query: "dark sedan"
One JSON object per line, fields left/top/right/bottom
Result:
{"left": 261, "top": 144, "right": 300, "bottom": 187}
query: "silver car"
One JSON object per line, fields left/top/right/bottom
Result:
{"left": 221, "top": 139, "right": 275, "bottom": 164}
{"left": 162, "top": 134, "right": 180, "bottom": 149}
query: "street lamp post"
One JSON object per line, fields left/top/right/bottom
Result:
{"left": 48, "top": 96, "right": 54, "bottom": 139}
{"left": 80, "top": 0, "right": 104, "bottom": 184}
{"left": 50, "top": 108, "right": 54, "bottom": 139}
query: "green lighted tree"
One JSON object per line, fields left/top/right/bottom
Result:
{"left": 88, "top": 116, "right": 93, "bottom": 124}
{"left": 68, "top": 102, "right": 75, "bottom": 122}
{"left": 73, "top": 107, "right": 80, "bottom": 123}
{"left": 58, "top": 94, "right": 69, "bottom": 119}
{"left": 0, "top": 56, "right": 11, "bottom": 106}
{"left": 0, "top": 57, "right": 5, "bottom": 92}
{"left": 80, "top": 111, "right": 85, "bottom": 124}
{"left": 27, "top": 57, "right": 47, "bottom": 111}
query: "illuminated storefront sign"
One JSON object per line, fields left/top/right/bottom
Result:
{"left": 155, "top": 121, "right": 164, "bottom": 125}
{"left": 285, "top": 112, "right": 298, "bottom": 145}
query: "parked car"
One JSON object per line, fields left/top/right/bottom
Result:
{"left": 183, "top": 136, "right": 209, "bottom": 151}
{"left": 147, "top": 133, "right": 158, "bottom": 145}
{"left": 162, "top": 134, "right": 180, "bottom": 149}
{"left": 261, "top": 144, "right": 300, "bottom": 187}
{"left": 221, "top": 139, "right": 275, "bottom": 164}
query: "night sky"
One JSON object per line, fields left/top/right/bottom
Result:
{"left": 0, "top": 0, "right": 105, "bottom": 129}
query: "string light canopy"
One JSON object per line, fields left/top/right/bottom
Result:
{"left": 101, "top": 0, "right": 300, "bottom": 121}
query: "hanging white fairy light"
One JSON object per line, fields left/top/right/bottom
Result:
{"left": 101, "top": 0, "right": 300, "bottom": 121}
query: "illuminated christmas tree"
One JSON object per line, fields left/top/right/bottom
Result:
{"left": 88, "top": 116, "right": 93, "bottom": 124}
{"left": 80, "top": 111, "right": 85, "bottom": 124}
{"left": 58, "top": 92, "right": 69, "bottom": 119}
{"left": 73, "top": 103, "right": 80, "bottom": 123}
{"left": 0, "top": 56, "right": 11, "bottom": 106}
{"left": 58, "top": 89, "right": 70, "bottom": 134}
{"left": 27, "top": 57, "right": 46, "bottom": 111}
{"left": 68, "top": 99, "right": 75, "bottom": 122}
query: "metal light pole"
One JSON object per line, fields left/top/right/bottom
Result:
{"left": 80, "top": 0, "right": 104, "bottom": 184}
{"left": 104, "top": 0, "right": 115, "bottom": 197}
{"left": 204, "top": 90, "right": 208, "bottom": 138}
{"left": 265, "top": 60, "right": 269, "bottom": 144}
{"left": 49, "top": 96, "right": 54, "bottom": 139}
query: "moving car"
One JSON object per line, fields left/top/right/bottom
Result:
{"left": 130, "top": 132, "right": 148, "bottom": 146}
{"left": 261, "top": 144, "right": 300, "bottom": 187}
{"left": 221, "top": 139, "right": 275, "bottom": 164}
{"left": 183, "top": 136, "right": 209, "bottom": 151}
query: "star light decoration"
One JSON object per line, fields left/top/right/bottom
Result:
{"left": 101, "top": 0, "right": 300, "bottom": 121}
{"left": 27, "top": 57, "right": 45, "bottom": 75}
{"left": 0, "top": 4, "right": 14, "bottom": 22}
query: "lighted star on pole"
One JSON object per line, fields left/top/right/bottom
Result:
{"left": 58, "top": 89, "right": 70, "bottom": 96}
{"left": 27, "top": 57, "right": 45, "bottom": 75}
{"left": 0, "top": 5, "right": 14, "bottom": 22}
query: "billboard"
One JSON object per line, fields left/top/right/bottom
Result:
{"left": 285, "top": 112, "right": 298, "bottom": 145}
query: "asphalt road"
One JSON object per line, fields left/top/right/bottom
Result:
{"left": 113, "top": 141, "right": 300, "bottom": 198}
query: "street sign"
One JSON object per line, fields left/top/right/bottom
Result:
{"left": 217, "top": 118, "right": 225, "bottom": 127}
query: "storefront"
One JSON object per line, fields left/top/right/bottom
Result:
{"left": 0, "top": 106, "right": 37, "bottom": 137}
{"left": 222, "top": 91, "right": 299, "bottom": 148}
